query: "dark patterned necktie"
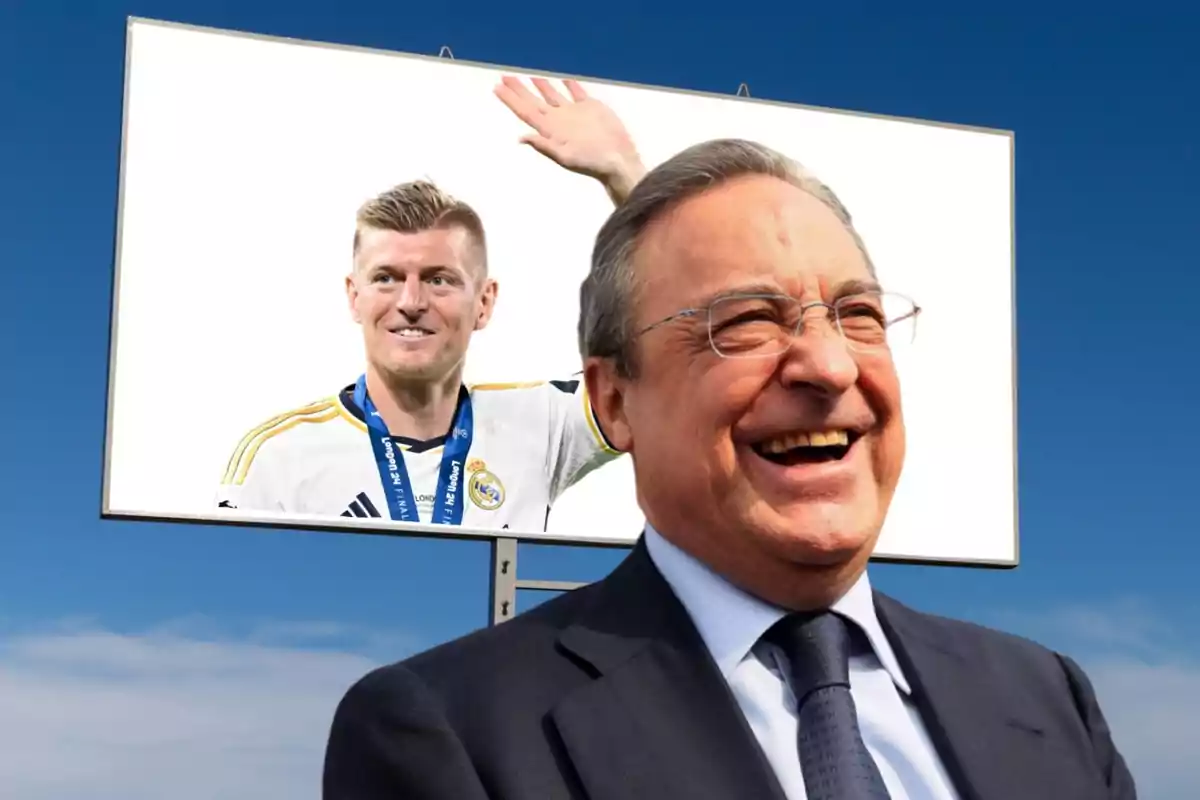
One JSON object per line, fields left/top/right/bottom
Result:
{"left": 763, "top": 611, "right": 892, "bottom": 800}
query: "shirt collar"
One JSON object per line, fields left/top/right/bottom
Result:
{"left": 643, "top": 524, "right": 911, "bottom": 695}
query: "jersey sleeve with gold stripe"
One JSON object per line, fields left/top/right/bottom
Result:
{"left": 467, "top": 378, "right": 622, "bottom": 503}
{"left": 546, "top": 378, "right": 622, "bottom": 501}
{"left": 214, "top": 397, "right": 347, "bottom": 513}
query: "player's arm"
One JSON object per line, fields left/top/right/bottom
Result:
{"left": 493, "top": 76, "right": 646, "bottom": 207}
{"left": 543, "top": 377, "right": 623, "bottom": 502}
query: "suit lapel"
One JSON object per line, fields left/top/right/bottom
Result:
{"left": 549, "top": 541, "right": 788, "bottom": 800}
{"left": 875, "top": 594, "right": 1094, "bottom": 800}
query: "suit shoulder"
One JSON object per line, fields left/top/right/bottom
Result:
{"left": 401, "top": 582, "right": 599, "bottom": 685}
{"left": 888, "top": 598, "right": 1058, "bottom": 658}
{"left": 337, "top": 657, "right": 431, "bottom": 712}
{"left": 221, "top": 395, "right": 352, "bottom": 485}
{"left": 879, "top": 594, "right": 1079, "bottom": 703}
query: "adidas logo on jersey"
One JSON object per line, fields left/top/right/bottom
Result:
{"left": 341, "top": 492, "right": 381, "bottom": 518}
{"left": 337, "top": 492, "right": 513, "bottom": 529}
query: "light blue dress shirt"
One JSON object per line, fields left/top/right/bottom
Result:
{"left": 643, "top": 524, "right": 961, "bottom": 800}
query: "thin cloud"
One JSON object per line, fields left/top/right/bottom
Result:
{"left": 0, "top": 621, "right": 407, "bottom": 800}
{"left": 988, "top": 596, "right": 1190, "bottom": 659}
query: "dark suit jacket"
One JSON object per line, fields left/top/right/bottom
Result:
{"left": 323, "top": 540, "right": 1136, "bottom": 800}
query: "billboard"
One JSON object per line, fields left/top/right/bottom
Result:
{"left": 104, "top": 17, "right": 1017, "bottom": 564}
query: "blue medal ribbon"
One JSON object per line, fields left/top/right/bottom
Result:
{"left": 354, "top": 375, "right": 474, "bottom": 525}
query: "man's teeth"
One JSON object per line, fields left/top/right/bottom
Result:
{"left": 760, "top": 429, "right": 851, "bottom": 454}
{"left": 395, "top": 329, "right": 430, "bottom": 338}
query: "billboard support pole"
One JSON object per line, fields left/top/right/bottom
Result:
{"left": 489, "top": 537, "right": 589, "bottom": 625}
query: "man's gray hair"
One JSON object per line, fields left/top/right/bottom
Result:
{"left": 578, "top": 138, "right": 875, "bottom": 377}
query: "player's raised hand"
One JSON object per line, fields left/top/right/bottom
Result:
{"left": 494, "top": 75, "right": 645, "bottom": 204}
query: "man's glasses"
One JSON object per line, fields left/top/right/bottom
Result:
{"left": 636, "top": 290, "right": 922, "bottom": 358}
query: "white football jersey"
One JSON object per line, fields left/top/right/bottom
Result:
{"left": 214, "top": 378, "right": 621, "bottom": 532}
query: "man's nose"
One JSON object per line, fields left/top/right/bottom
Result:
{"left": 395, "top": 276, "right": 428, "bottom": 314}
{"left": 778, "top": 314, "right": 859, "bottom": 396}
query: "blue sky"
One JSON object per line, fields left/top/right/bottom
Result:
{"left": 1, "top": 2, "right": 1198, "bottom": 798}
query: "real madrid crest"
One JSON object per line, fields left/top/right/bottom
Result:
{"left": 467, "top": 460, "right": 505, "bottom": 511}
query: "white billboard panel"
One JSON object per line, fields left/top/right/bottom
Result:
{"left": 104, "top": 17, "right": 1017, "bottom": 564}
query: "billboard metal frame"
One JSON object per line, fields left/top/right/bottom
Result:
{"left": 103, "top": 17, "right": 1020, "bottom": 626}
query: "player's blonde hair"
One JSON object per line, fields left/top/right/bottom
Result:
{"left": 353, "top": 180, "right": 488, "bottom": 275}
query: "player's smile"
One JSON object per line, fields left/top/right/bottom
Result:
{"left": 388, "top": 323, "right": 436, "bottom": 341}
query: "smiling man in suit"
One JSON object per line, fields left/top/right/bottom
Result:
{"left": 322, "top": 138, "right": 1137, "bottom": 800}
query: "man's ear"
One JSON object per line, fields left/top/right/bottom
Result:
{"left": 584, "top": 356, "right": 633, "bottom": 453}
{"left": 345, "top": 273, "right": 362, "bottom": 324}
{"left": 474, "top": 278, "right": 499, "bottom": 332}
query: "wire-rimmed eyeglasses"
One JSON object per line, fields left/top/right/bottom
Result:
{"left": 635, "top": 290, "right": 922, "bottom": 358}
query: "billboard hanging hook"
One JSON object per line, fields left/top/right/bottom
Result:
{"left": 736, "top": 82, "right": 751, "bottom": 98}
{"left": 438, "top": 45, "right": 456, "bottom": 59}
